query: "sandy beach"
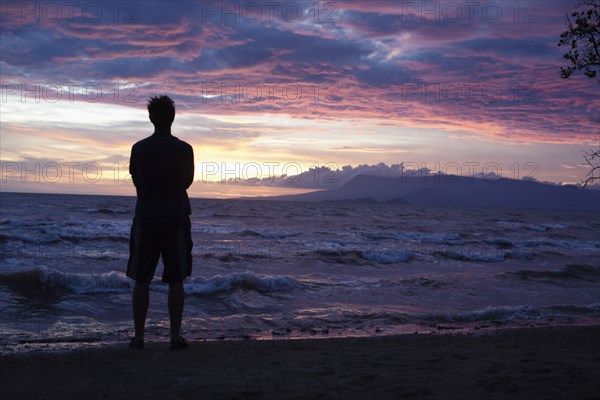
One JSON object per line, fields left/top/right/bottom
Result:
{"left": 1, "top": 325, "right": 599, "bottom": 400}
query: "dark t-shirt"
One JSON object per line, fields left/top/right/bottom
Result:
{"left": 129, "top": 131, "right": 194, "bottom": 233}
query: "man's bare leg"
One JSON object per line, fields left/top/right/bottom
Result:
{"left": 168, "top": 281, "right": 185, "bottom": 341}
{"left": 132, "top": 281, "right": 150, "bottom": 340}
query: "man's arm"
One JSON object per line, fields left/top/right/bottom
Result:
{"left": 129, "top": 145, "right": 138, "bottom": 187}
{"left": 185, "top": 144, "right": 194, "bottom": 189}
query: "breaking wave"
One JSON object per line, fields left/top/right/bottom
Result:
{"left": 423, "top": 303, "right": 600, "bottom": 323}
{"left": 314, "top": 248, "right": 411, "bottom": 264}
{"left": 0, "top": 268, "right": 302, "bottom": 296}
{"left": 0, "top": 267, "right": 131, "bottom": 294}
{"left": 434, "top": 250, "right": 533, "bottom": 262}
{"left": 363, "top": 231, "right": 461, "bottom": 243}
{"left": 240, "top": 229, "right": 301, "bottom": 239}
{"left": 182, "top": 272, "right": 302, "bottom": 296}
{"left": 501, "top": 264, "right": 600, "bottom": 282}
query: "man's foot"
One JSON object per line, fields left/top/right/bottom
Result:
{"left": 170, "top": 336, "right": 187, "bottom": 350}
{"left": 129, "top": 337, "right": 144, "bottom": 349}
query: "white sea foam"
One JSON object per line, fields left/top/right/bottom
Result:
{"left": 424, "top": 304, "right": 600, "bottom": 323}
{"left": 241, "top": 229, "right": 301, "bottom": 239}
{"left": 360, "top": 250, "right": 411, "bottom": 263}
{"left": 525, "top": 223, "right": 566, "bottom": 232}
{"left": 192, "top": 225, "right": 301, "bottom": 239}
{"left": 192, "top": 225, "right": 240, "bottom": 234}
{"left": 182, "top": 272, "right": 302, "bottom": 295}
{"left": 436, "top": 250, "right": 506, "bottom": 262}
{"left": 1, "top": 267, "right": 134, "bottom": 294}
{"left": 364, "top": 231, "right": 461, "bottom": 243}
{"left": 41, "top": 269, "right": 132, "bottom": 294}
{"left": 0, "top": 268, "right": 302, "bottom": 296}
{"left": 1, "top": 219, "right": 130, "bottom": 244}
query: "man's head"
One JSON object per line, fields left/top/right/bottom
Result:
{"left": 148, "top": 95, "right": 175, "bottom": 129}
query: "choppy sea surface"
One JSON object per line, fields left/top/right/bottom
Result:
{"left": 1, "top": 192, "right": 599, "bottom": 352}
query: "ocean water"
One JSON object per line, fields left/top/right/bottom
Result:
{"left": 1, "top": 192, "right": 599, "bottom": 351}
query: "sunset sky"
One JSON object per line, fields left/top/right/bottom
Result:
{"left": 1, "top": 0, "right": 598, "bottom": 198}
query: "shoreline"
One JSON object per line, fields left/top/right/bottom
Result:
{"left": 2, "top": 325, "right": 599, "bottom": 399}
{"left": 3, "top": 318, "right": 600, "bottom": 353}
{"left": 4, "top": 318, "right": 599, "bottom": 355}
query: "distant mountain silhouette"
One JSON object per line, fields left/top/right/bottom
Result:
{"left": 253, "top": 174, "right": 600, "bottom": 210}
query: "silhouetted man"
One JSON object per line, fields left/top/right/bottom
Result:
{"left": 127, "top": 95, "right": 194, "bottom": 350}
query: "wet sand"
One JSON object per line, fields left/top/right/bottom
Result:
{"left": 1, "top": 325, "right": 599, "bottom": 400}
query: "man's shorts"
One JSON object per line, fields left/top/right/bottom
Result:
{"left": 127, "top": 217, "right": 192, "bottom": 283}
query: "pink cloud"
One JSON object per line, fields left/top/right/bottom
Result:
{"left": 0, "top": 0, "right": 595, "bottom": 147}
